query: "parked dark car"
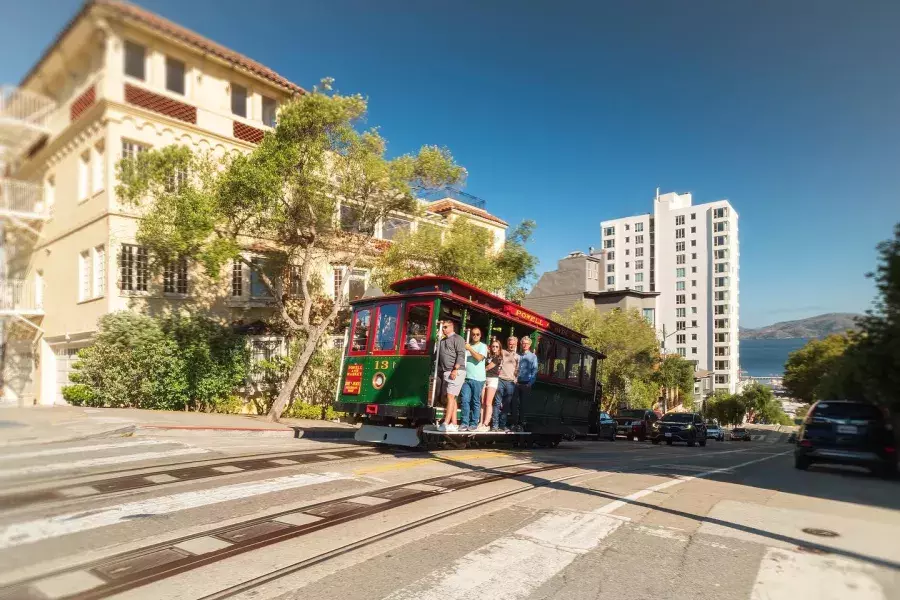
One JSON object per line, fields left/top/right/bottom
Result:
{"left": 730, "top": 427, "right": 752, "bottom": 441}
{"left": 795, "top": 400, "right": 897, "bottom": 478}
{"left": 650, "top": 412, "right": 707, "bottom": 447}
{"left": 613, "top": 409, "right": 658, "bottom": 441}
{"left": 596, "top": 412, "right": 617, "bottom": 441}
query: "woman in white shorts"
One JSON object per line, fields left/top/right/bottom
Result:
{"left": 477, "top": 340, "right": 502, "bottom": 431}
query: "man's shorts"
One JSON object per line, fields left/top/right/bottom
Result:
{"left": 441, "top": 370, "right": 465, "bottom": 397}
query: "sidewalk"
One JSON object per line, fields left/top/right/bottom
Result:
{"left": 0, "top": 406, "right": 358, "bottom": 447}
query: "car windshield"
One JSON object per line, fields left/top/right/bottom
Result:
{"left": 733, "top": 428, "right": 745, "bottom": 432}
{"left": 617, "top": 410, "right": 646, "bottom": 418}
{"left": 812, "top": 402, "right": 882, "bottom": 422}
{"left": 662, "top": 413, "right": 693, "bottom": 423}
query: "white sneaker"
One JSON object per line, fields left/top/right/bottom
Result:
{"left": 476, "top": 424, "right": 490, "bottom": 432}
{"left": 438, "top": 423, "right": 448, "bottom": 432}
{"left": 446, "top": 423, "right": 459, "bottom": 432}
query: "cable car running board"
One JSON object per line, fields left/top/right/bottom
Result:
{"left": 355, "top": 424, "right": 422, "bottom": 447}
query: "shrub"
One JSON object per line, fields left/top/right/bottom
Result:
{"left": 61, "top": 383, "right": 97, "bottom": 406}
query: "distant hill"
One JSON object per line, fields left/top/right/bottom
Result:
{"left": 739, "top": 313, "right": 862, "bottom": 340}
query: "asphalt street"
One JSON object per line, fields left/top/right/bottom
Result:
{"left": 0, "top": 427, "right": 897, "bottom": 600}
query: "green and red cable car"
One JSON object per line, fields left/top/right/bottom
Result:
{"left": 333, "top": 276, "right": 605, "bottom": 447}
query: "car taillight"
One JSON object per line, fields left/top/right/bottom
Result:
{"left": 799, "top": 440, "right": 813, "bottom": 448}
{"left": 885, "top": 446, "right": 896, "bottom": 454}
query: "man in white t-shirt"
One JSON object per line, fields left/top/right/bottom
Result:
{"left": 458, "top": 327, "right": 487, "bottom": 431}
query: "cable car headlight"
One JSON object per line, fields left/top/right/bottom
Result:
{"left": 372, "top": 372, "right": 386, "bottom": 390}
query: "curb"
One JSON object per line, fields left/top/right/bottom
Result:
{"left": 0, "top": 425, "right": 137, "bottom": 448}
{"left": 292, "top": 427, "right": 358, "bottom": 440}
{"left": 133, "top": 424, "right": 359, "bottom": 440}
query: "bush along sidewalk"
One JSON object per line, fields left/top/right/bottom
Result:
{"left": 63, "top": 311, "right": 343, "bottom": 419}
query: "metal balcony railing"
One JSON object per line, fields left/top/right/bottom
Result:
{"left": 0, "top": 178, "right": 48, "bottom": 220}
{"left": 0, "top": 279, "right": 43, "bottom": 316}
{"left": 0, "top": 86, "right": 55, "bottom": 158}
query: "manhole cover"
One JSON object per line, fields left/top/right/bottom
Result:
{"left": 802, "top": 527, "right": 839, "bottom": 538}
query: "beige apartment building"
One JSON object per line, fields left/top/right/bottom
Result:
{"left": 0, "top": 0, "right": 507, "bottom": 406}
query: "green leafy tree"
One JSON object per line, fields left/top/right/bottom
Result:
{"left": 783, "top": 333, "right": 855, "bottom": 403}
{"left": 655, "top": 355, "right": 696, "bottom": 410}
{"left": 795, "top": 405, "right": 809, "bottom": 420}
{"left": 117, "top": 79, "right": 464, "bottom": 421}
{"left": 553, "top": 305, "right": 659, "bottom": 412}
{"left": 704, "top": 389, "right": 733, "bottom": 423}
{"left": 373, "top": 218, "right": 537, "bottom": 302}
{"left": 626, "top": 378, "right": 662, "bottom": 410}
{"left": 851, "top": 223, "right": 900, "bottom": 412}
{"left": 740, "top": 382, "right": 785, "bottom": 423}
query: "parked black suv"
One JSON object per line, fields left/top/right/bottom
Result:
{"left": 650, "top": 412, "right": 707, "bottom": 447}
{"left": 613, "top": 409, "right": 658, "bottom": 441}
{"left": 795, "top": 400, "right": 896, "bottom": 477}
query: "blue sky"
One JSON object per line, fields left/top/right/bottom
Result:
{"left": 2, "top": 0, "right": 898, "bottom": 327}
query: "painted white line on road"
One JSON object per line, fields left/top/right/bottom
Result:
{"left": 0, "top": 448, "right": 210, "bottom": 479}
{"left": 751, "top": 547, "right": 885, "bottom": 600}
{"left": 0, "top": 439, "right": 177, "bottom": 461}
{"left": 382, "top": 509, "right": 624, "bottom": 600}
{"left": 0, "top": 471, "right": 349, "bottom": 549}
{"left": 594, "top": 450, "right": 791, "bottom": 515}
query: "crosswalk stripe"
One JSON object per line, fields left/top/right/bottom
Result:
{"left": 0, "top": 440, "right": 176, "bottom": 462}
{"left": 751, "top": 547, "right": 885, "bottom": 600}
{"left": 0, "top": 448, "right": 210, "bottom": 479}
{"left": 0, "top": 471, "right": 349, "bottom": 549}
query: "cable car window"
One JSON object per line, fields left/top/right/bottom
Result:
{"left": 403, "top": 303, "right": 431, "bottom": 354}
{"left": 582, "top": 354, "right": 595, "bottom": 389}
{"left": 373, "top": 304, "right": 400, "bottom": 352}
{"left": 553, "top": 344, "right": 568, "bottom": 379}
{"left": 537, "top": 336, "right": 554, "bottom": 376}
{"left": 350, "top": 308, "right": 371, "bottom": 353}
{"left": 568, "top": 351, "right": 582, "bottom": 384}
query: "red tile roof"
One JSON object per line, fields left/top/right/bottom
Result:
{"left": 22, "top": 0, "right": 305, "bottom": 95}
{"left": 426, "top": 199, "right": 508, "bottom": 227}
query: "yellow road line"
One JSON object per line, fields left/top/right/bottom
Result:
{"left": 353, "top": 451, "right": 512, "bottom": 475}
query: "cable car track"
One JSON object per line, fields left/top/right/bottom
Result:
{"left": 0, "top": 460, "right": 567, "bottom": 600}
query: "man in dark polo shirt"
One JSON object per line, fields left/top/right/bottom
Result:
{"left": 437, "top": 320, "right": 467, "bottom": 432}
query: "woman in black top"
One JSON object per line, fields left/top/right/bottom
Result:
{"left": 477, "top": 340, "right": 503, "bottom": 431}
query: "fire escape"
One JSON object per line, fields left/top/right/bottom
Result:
{"left": 0, "top": 86, "right": 55, "bottom": 335}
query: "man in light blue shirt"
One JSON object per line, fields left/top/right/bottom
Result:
{"left": 511, "top": 336, "right": 538, "bottom": 431}
{"left": 458, "top": 327, "right": 487, "bottom": 431}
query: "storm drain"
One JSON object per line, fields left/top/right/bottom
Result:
{"left": 802, "top": 527, "right": 839, "bottom": 538}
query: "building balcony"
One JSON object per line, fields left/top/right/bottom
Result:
{"left": 0, "top": 87, "right": 55, "bottom": 159}
{"left": 0, "top": 178, "right": 49, "bottom": 221}
{"left": 0, "top": 279, "right": 43, "bottom": 317}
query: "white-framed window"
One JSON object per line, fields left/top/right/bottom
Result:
{"left": 93, "top": 245, "right": 105, "bottom": 297}
{"left": 120, "top": 244, "right": 148, "bottom": 292}
{"left": 676, "top": 281, "right": 685, "bottom": 290}
{"left": 603, "top": 239, "right": 615, "bottom": 249}
{"left": 121, "top": 140, "right": 149, "bottom": 179}
{"left": 715, "top": 360, "right": 729, "bottom": 371}
{"left": 692, "top": 347, "right": 698, "bottom": 354}
{"left": 607, "top": 275, "right": 615, "bottom": 285}
{"left": 692, "top": 306, "right": 697, "bottom": 314}
{"left": 692, "top": 266, "right": 697, "bottom": 273}
{"left": 691, "top": 252, "right": 697, "bottom": 259}
{"left": 676, "top": 254, "right": 685, "bottom": 265}
{"left": 124, "top": 40, "right": 146, "bottom": 80}
{"left": 691, "top": 239, "right": 696, "bottom": 247}
{"left": 715, "top": 263, "right": 728, "bottom": 273}
{"left": 714, "top": 304, "right": 728, "bottom": 315}
{"left": 635, "top": 235, "right": 643, "bottom": 244}
{"left": 166, "top": 56, "right": 186, "bottom": 95}
{"left": 675, "top": 215, "right": 685, "bottom": 225}
{"left": 607, "top": 263, "right": 615, "bottom": 273}
{"left": 677, "top": 347, "right": 686, "bottom": 357}
{"left": 715, "top": 374, "right": 729, "bottom": 384}
{"left": 607, "top": 251, "right": 615, "bottom": 260}
{"left": 91, "top": 142, "right": 104, "bottom": 195}
{"left": 691, "top": 293, "right": 697, "bottom": 300}
{"left": 692, "top": 333, "right": 698, "bottom": 340}
{"left": 166, "top": 167, "right": 188, "bottom": 193}
{"left": 715, "top": 277, "right": 728, "bottom": 287}
{"left": 714, "top": 207, "right": 729, "bottom": 219}
{"left": 231, "top": 83, "right": 248, "bottom": 117}
{"left": 676, "top": 268, "right": 685, "bottom": 277}
{"left": 635, "top": 222, "right": 644, "bottom": 232}
{"left": 635, "top": 272, "right": 643, "bottom": 282}
{"left": 691, "top": 213, "right": 696, "bottom": 220}
{"left": 625, "top": 224, "right": 630, "bottom": 230}
{"left": 675, "top": 228, "right": 685, "bottom": 239}
{"left": 715, "top": 319, "right": 729, "bottom": 329}
{"left": 635, "top": 247, "right": 644, "bottom": 257}
{"left": 715, "top": 249, "right": 727, "bottom": 259}
{"left": 676, "top": 308, "right": 686, "bottom": 318}
{"left": 232, "top": 260, "right": 243, "bottom": 296}
{"left": 381, "top": 217, "right": 412, "bottom": 241}
{"left": 690, "top": 226, "right": 696, "bottom": 234}
{"left": 625, "top": 237, "right": 630, "bottom": 243}
{"left": 692, "top": 320, "right": 698, "bottom": 327}
{"left": 79, "top": 250, "right": 90, "bottom": 301}
{"left": 625, "top": 262, "right": 630, "bottom": 268}
{"left": 676, "top": 241, "right": 685, "bottom": 252}
{"left": 676, "top": 334, "right": 686, "bottom": 344}
{"left": 676, "top": 294, "right": 685, "bottom": 305}
{"left": 676, "top": 321, "right": 686, "bottom": 330}
{"left": 78, "top": 151, "right": 90, "bottom": 201}
{"left": 635, "top": 285, "right": 643, "bottom": 292}
{"left": 715, "top": 333, "right": 728, "bottom": 343}
{"left": 692, "top": 279, "right": 697, "bottom": 287}
{"left": 625, "top": 249, "right": 630, "bottom": 256}
{"left": 715, "top": 347, "right": 729, "bottom": 357}
{"left": 714, "top": 235, "right": 727, "bottom": 246}
{"left": 715, "top": 291, "right": 728, "bottom": 301}
{"left": 262, "top": 96, "right": 278, "bottom": 127}
{"left": 635, "top": 260, "right": 643, "bottom": 269}
{"left": 164, "top": 257, "right": 189, "bottom": 295}
{"left": 604, "top": 226, "right": 615, "bottom": 237}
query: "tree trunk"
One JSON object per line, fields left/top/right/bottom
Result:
{"left": 267, "top": 335, "right": 320, "bottom": 422}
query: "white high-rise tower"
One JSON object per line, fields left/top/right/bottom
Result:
{"left": 600, "top": 191, "right": 740, "bottom": 393}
